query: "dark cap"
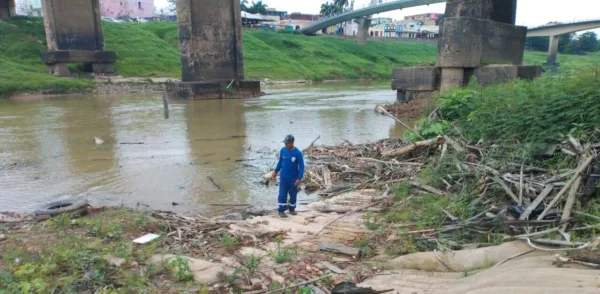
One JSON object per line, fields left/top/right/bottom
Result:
{"left": 283, "top": 134, "right": 295, "bottom": 143}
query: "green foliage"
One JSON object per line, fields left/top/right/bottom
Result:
{"left": 46, "top": 214, "right": 74, "bottom": 231}
{"left": 393, "top": 182, "right": 411, "bottom": 200}
{"left": 86, "top": 219, "right": 124, "bottom": 240}
{"left": 1, "top": 18, "right": 599, "bottom": 97}
{"left": 272, "top": 236, "right": 298, "bottom": 263}
{"left": 354, "top": 236, "right": 374, "bottom": 258}
{"left": 296, "top": 286, "right": 313, "bottom": 294}
{"left": 384, "top": 236, "right": 418, "bottom": 256}
{"left": 168, "top": 256, "right": 194, "bottom": 282}
{"left": 363, "top": 212, "right": 381, "bottom": 231}
{"left": 244, "top": 254, "right": 262, "bottom": 275}
{"left": 437, "top": 69, "right": 600, "bottom": 149}
{"left": 219, "top": 268, "right": 241, "bottom": 287}
{"left": 217, "top": 233, "right": 240, "bottom": 251}
{"left": 245, "top": 0, "right": 268, "bottom": 14}
{"left": 405, "top": 119, "right": 452, "bottom": 141}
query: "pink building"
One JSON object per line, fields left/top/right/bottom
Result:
{"left": 100, "top": 0, "right": 154, "bottom": 19}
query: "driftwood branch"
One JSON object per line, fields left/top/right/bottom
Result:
{"left": 207, "top": 176, "right": 224, "bottom": 191}
{"left": 537, "top": 155, "right": 594, "bottom": 220}
{"left": 305, "top": 135, "right": 321, "bottom": 151}
{"left": 519, "top": 184, "right": 554, "bottom": 220}
{"left": 409, "top": 180, "right": 447, "bottom": 196}
{"left": 382, "top": 136, "right": 444, "bottom": 158}
{"left": 379, "top": 107, "right": 424, "bottom": 140}
{"left": 491, "top": 176, "right": 519, "bottom": 204}
{"left": 559, "top": 175, "right": 583, "bottom": 239}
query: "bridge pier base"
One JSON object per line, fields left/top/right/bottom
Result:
{"left": 546, "top": 35, "right": 560, "bottom": 66}
{"left": 40, "top": 0, "right": 116, "bottom": 77}
{"left": 392, "top": 0, "right": 541, "bottom": 100}
{"left": 167, "top": 0, "right": 260, "bottom": 100}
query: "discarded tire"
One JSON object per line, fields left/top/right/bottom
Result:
{"left": 34, "top": 199, "right": 89, "bottom": 216}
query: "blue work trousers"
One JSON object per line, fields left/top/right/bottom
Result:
{"left": 278, "top": 177, "right": 298, "bottom": 213}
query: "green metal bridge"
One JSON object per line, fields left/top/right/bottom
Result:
{"left": 301, "top": 0, "right": 445, "bottom": 35}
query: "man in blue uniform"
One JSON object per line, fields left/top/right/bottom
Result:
{"left": 271, "top": 135, "right": 305, "bottom": 218}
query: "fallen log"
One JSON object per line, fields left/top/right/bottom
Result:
{"left": 382, "top": 136, "right": 444, "bottom": 158}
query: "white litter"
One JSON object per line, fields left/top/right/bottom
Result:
{"left": 132, "top": 233, "right": 160, "bottom": 244}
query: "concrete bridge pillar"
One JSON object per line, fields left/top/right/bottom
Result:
{"left": 391, "top": 0, "right": 541, "bottom": 101}
{"left": 165, "top": 0, "right": 260, "bottom": 99}
{"left": 547, "top": 35, "right": 560, "bottom": 66}
{"left": 357, "top": 17, "right": 371, "bottom": 46}
{"left": 0, "top": 0, "right": 16, "bottom": 21}
{"left": 40, "top": 0, "right": 116, "bottom": 77}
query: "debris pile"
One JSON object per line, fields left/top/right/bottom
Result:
{"left": 303, "top": 137, "right": 441, "bottom": 195}
{"left": 305, "top": 134, "right": 600, "bottom": 252}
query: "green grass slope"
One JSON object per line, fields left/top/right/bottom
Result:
{"left": 1, "top": 17, "right": 599, "bottom": 97}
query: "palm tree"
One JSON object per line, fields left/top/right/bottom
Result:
{"left": 241, "top": 0, "right": 249, "bottom": 12}
{"left": 334, "top": 0, "right": 349, "bottom": 7}
{"left": 320, "top": 2, "right": 343, "bottom": 16}
{"left": 247, "top": 1, "right": 268, "bottom": 15}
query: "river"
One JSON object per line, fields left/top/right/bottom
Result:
{"left": 0, "top": 82, "right": 411, "bottom": 215}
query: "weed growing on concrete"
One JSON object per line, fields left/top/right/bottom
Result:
{"left": 168, "top": 256, "right": 194, "bottom": 282}
{"left": 354, "top": 236, "right": 374, "bottom": 258}
{"left": 363, "top": 212, "right": 381, "bottom": 231}
{"left": 296, "top": 286, "right": 313, "bottom": 294}
{"left": 219, "top": 268, "right": 241, "bottom": 287}
{"left": 244, "top": 254, "right": 262, "bottom": 275}
{"left": 269, "top": 280, "right": 281, "bottom": 291}
{"left": 384, "top": 236, "right": 418, "bottom": 256}
{"left": 217, "top": 233, "right": 239, "bottom": 251}
{"left": 272, "top": 236, "right": 298, "bottom": 264}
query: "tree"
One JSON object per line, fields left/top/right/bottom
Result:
{"left": 167, "top": 0, "right": 176, "bottom": 13}
{"left": 246, "top": 1, "right": 268, "bottom": 15}
{"left": 320, "top": 2, "right": 343, "bottom": 16}
{"left": 558, "top": 33, "right": 575, "bottom": 53}
{"left": 577, "top": 32, "right": 599, "bottom": 52}
{"left": 334, "top": 0, "right": 350, "bottom": 7}
{"left": 525, "top": 36, "right": 550, "bottom": 51}
{"left": 241, "top": 0, "right": 249, "bottom": 12}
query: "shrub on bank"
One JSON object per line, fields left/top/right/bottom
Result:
{"left": 419, "top": 69, "right": 600, "bottom": 151}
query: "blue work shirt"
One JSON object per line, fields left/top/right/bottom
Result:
{"left": 275, "top": 147, "right": 305, "bottom": 180}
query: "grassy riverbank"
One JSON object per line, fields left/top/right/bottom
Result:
{"left": 1, "top": 17, "right": 599, "bottom": 97}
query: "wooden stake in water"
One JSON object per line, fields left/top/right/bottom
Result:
{"left": 162, "top": 92, "right": 170, "bottom": 119}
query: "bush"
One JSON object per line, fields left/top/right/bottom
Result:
{"left": 437, "top": 69, "right": 600, "bottom": 148}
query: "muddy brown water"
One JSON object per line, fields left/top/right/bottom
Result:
{"left": 0, "top": 82, "right": 414, "bottom": 215}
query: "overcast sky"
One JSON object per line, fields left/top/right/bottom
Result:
{"left": 155, "top": 0, "right": 600, "bottom": 33}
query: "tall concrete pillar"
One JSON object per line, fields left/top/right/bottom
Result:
{"left": 547, "top": 35, "right": 560, "bottom": 66}
{"left": 0, "top": 0, "right": 16, "bottom": 20}
{"left": 165, "top": 0, "right": 260, "bottom": 100}
{"left": 392, "top": 0, "right": 541, "bottom": 96}
{"left": 40, "top": 0, "right": 116, "bottom": 77}
{"left": 357, "top": 17, "right": 371, "bottom": 46}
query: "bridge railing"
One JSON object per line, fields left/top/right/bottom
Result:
{"left": 315, "top": 0, "right": 398, "bottom": 23}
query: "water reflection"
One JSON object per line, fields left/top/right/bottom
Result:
{"left": 0, "top": 82, "right": 414, "bottom": 213}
